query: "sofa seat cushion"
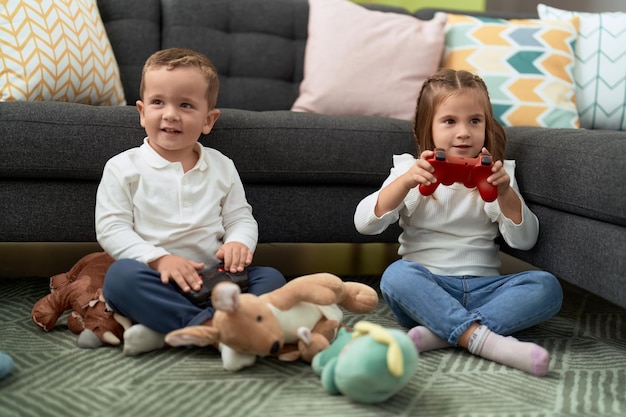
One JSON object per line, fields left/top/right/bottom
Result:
{"left": 206, "top": 109, "right": 416, "bottom": 186}
{"left": 0, "top": 102, "right": 414, "bottom": 189}
{"left": 0, "top": 101, "right": 144, "bottom": 180}
{"left": 504, "top": 126, "right": 626, "bottom": 227}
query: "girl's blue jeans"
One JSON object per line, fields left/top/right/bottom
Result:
{"left": 103, "top": 259, "right": 286, "bottom": 334}
{"left": 380, "top": 259, "right": 563, "bottom": 346}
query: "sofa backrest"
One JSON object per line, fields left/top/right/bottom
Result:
{"left": 98, "top": 0, "right": 161, "bottom": 104}
{"left": 98, "top": 0, "right": 411, "bottom": 111}
{"left": 160, "top": 0, "right": 308, "bottom": 111}
{"left": 99, "top": 0, "right": 310, "bottom": 110}
{"left": 98, "top": 0, "right": 538, "bottom": 111}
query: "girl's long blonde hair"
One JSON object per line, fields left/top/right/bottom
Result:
{"left": 413, "top": 69, "right": 506, "bottom": 162}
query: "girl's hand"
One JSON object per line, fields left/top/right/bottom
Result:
{"left": 374, "top": 150, "right": 437, "bottom": 217}
{"left": 149, "top": 255, "right": 204, "bottom": 292}
{"left": 485, "top": 147, "right": 510, "bottom": 195}
{"left": 484, "top": 148, "right": 522, "bottom": 224}
{"left": 401, "top": 150, "right": 437, "bottom": 189}
{"left": 216, "top": 242, "right": 253, "bottom": 273}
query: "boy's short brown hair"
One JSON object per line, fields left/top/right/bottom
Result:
{"left": 139, "top": 48, "right": 220, "bottom": 109}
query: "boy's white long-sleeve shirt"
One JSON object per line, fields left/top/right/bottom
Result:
{"left": 95, "top": 138, "right": 258, "bottom": 266}
{"left": 354, "top": 154, "right": 539, "bottom": 277}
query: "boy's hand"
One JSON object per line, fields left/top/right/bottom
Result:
{"left": 216, "top": 242, "right": 253, "bottom": 273}
{"left": 149, "top": 255, "right": 204, "bottom": 292}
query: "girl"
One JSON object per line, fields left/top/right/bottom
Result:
{"left": 354, "top": 69, "right": 562, "bottom": 376}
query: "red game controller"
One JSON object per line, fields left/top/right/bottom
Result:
{"left": 418, "top": 148, "right": 498, "bottom": 202}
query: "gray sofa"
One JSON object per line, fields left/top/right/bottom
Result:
{"left": 1, "top": 0, "right": 624, "bottom": 308}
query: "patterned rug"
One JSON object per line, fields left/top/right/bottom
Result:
{"left": 0, "top": 276, "right": 624, "bottom": 417}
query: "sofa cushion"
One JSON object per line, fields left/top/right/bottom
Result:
{"left": 505, "top": 126, "right": 626, "bottom": 227}
{"left": 415, "top": 8, "right": 538, "bottom": 20}
{"left": 290, "top": 0, "right": 446, "bottom": 121}
{"left": 97, "top": 0, "right": 161, "bottom": 103}
{"left": 205, "top": 109, "right": 415, "bottom": 186}
{"left": 159, "top": 0, "right": 308, "bottom": 111}
{"left": 537, "top": 4, "right": 626, "bottom": 131}
{"left": 0, "top": 0, "right": 125, "bottom": 105}
{"left": 0, "top": 102, "right": 413, "bottom": 243}
{"left": 443, "top": 13, "right": 580, "bottom": 129}
{"left": 0, "top": 101, "right": 414, "bottom": 187}
{"left": 0, "top": 101, "right": 144, "bottom": 180}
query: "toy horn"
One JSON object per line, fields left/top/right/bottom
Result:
{"left": 352, "top": 321, "right": 404, "bottom": 377}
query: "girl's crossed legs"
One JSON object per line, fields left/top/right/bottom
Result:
{"left": 380, "top": 259, "right": 563, "bottom": 376}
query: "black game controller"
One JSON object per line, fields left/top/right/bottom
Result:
{"left": 178, "top": 264, "right": 249, "bottom": 308}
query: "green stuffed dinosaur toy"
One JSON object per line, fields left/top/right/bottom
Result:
{"left": 0, "top": 351, "right": 13, "bottom": 380}
{"left": 311, "top": 321, "right": 419, "bottom": 403}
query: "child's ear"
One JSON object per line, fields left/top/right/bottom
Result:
{"left": 136, "top": 100, "right": 146, "bottom": 128}
{"left": 202, "top": 109, "right": 221, "bottom": 135}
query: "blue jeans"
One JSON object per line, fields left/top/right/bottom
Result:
{"left": 103, "top": 259, "right": 286, "bottom": 334}
{"left": 380, "top": 259, "right": 563, "bottom": 346}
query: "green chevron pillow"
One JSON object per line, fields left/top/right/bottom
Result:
{"left": 442, "top": 13, "right": 579, "bottom": 128}
{"left": 538, "top": 4, "right": 626, "bottom": 131}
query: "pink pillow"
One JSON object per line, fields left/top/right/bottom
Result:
{"left": 291, "top": 0, "right": 447, "bottom": 121}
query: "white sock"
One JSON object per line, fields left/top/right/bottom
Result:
{"left": 408, "top": 326, "right": 451, "bottom": 352}
{"left": 467, "top": 325, "right": 550, "bottom": 376}
{"left": 123, "top": 324, "right": 165, "bottom": 356}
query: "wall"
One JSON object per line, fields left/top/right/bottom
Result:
{"left": 353, "top": 0, "right": 626, "bottom": 13}
{"left": 353, "top": 0, "right": 485, "bottom": 12}
{"left": 486, "top": 0, "right": 626, "bottom": 13}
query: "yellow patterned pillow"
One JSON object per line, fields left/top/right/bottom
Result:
{"left": 443, "top": 14, "right": 579, "bottom": 128}
{"left": 0, "top": 0, "right": 126, "bottom": 105}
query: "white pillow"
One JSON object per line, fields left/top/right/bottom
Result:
{"left": 291, "top": 0, "right": 447, "bottom": 120}
{"left": 538, "top": 4, "right": 626, "bottom": 130}
{"left": 0, "top": 0, "right": 126, "bottom": 105}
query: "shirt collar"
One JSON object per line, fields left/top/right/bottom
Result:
{"left": 140, "top": 137, "right": 207, "bottom": 171}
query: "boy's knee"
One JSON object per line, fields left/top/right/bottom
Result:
{"left": 104, "top": 259, "right": 146, "bottom": 295}
{"left": 263, "top": 267, "right": 287, "bottom": 288}
{"left": 106, "top": 259, "right": 134, "bottom": 281}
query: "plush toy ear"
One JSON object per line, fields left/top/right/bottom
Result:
{"left": 165, "top": 326, "right": 220, "bottom": 347}
{"left": 211, "top": 282, "right": 241, "bottom": 313}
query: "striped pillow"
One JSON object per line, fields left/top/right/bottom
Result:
{"left": 538, "top": 4, "right": 626, "bottom": 131}
{"left": 0, "top": 0, "right": 125, "bottom": 105}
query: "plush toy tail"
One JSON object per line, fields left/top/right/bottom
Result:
{"left": 31, "top": 294, "right": 65, "bottom": 331}
{"left": 339, "top": 282, "right": 378, "bottom": 313}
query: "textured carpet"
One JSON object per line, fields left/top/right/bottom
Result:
{"left": 0, "top": 276, "right": 624, "bottom": 417}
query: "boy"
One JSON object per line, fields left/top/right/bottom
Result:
{"left": 96, "top": 48, "right": 286, "bottom": 355}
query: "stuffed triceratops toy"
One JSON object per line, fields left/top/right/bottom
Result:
{"left": 165, "top": 273, "right": 378, "bottom": 371}
{"left": 31, "top": 251, "right": 129, "bottom": 348}
{"left": 312, "top": 321, "right": 419, "bottom": 403}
